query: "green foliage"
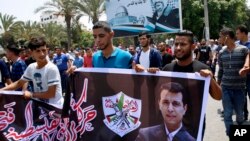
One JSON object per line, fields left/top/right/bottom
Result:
{"left": 80, "top": 30, "right": 94, "bottom": 47}
{"left": 182, "top": 0, "right": 249, "bottom": 40}
{"left": 0, "top": 13, "right": 22, "bottom": 46}
{"left": 75, "top": 0, "right": 105, "bottom": 24}
{"left": 41, "top": 22, "right": 67, "bottom": 48}
{"left": 35, "top": 0, "right": 78, "bottom": 50}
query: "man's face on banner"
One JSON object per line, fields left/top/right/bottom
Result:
{"left": 155, "top": 1, "right": 164, "bottom": 12}
{"left": 174, "top": 35, "right": 194, "bottom": 61}
{"left": 159, "top": 89, "right": 187, "bottom": 130}
{"left": 93, "top": 28, "right": 114, "bottom": 50}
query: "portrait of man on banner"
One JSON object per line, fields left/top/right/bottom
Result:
{"left": 70, "top": 68, "right": 209, "bottom": 141}
{"left": 105, "top": 0, "right": 182, "bottom": 37}
{"left": 135, "top": 82, "right": 195, "bottom": 141}
{"left": 151, "top": 0, "right": 180, "bottom": 31}
{"left": 0, "top": 68, "right": 209, "bottom": 141}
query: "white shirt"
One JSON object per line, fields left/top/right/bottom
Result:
{"left": 139, "top": 49, "right": 150, "bottom": 69}
{"left": 164, "top": 123, "right": 183, "bottom": 141}
{"left": 22, "top": 62, "right": 64, "bottom": 109}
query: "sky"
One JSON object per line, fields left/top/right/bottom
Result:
{"left": 0, "top": 0, "right": 106, "bottom": 30}
{"left": 0, "top": 0, "right": 250, "bottom": 29}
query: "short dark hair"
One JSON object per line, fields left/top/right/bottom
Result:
{"left": 154, "top": 1, "right": 164, "bottom": 8}
{"left": 220, "top": 27, "right": 235, "bottom": 39}
{"left": 7, "top": 44, "right": 21, "bottom": 56}
{"left": 92, "top": 21, "right": 112, "bottom": 32}
{"left": 28, "top": 37, "right": 46, "bottom": 51}
{"left": 236, "top": 25, "right": 248, "bottom": 35}
{"left": 175, "top": 30, "right": 194, "bottom": 44}
{"left": 159, "top": 82, "right": 187, "bottom": 105}
{"left": 138, "top": 31, "right": 151, "bottom": 38}
{"left": 85, "top": 47, "right": 92, "bottom": 51}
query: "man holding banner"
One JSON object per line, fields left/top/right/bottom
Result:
{"left": 0, "top": 37, "right": 64, "bottom": 109}
{"left": 92, "top": 21, "right": 133, "bottom": 68}
{"left": 162, "top": 30, "right": 222, "bottom": 139}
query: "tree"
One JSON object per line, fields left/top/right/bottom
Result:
{"left": 80, "top": 30, "right": 94, "bottom": 47}
{"left": 14, "top": 21, "right": 42, "bottom": 41}
{"left": 35, "top": 0, "right": 78, "bottom": 50}
{"left": 41, "top": 22, "right": 67, "bottom": 47}
{"left": 0, "top": 13, "right": 22, "bottom": 46}
{"left": 181, "top": 0, "right": 249, "bottom": 40}
{"left": 75, "top": 0, "right": 105, "bottom": 24}
{"left": 71, "top": 17, "right": 84, "bottom": 47}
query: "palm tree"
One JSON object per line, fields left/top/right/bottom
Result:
{"left": 14, "top": 21, "right": 42, "bottom": 41}
{"left": 41, "top": 22, "right": 67, "bottom": 47}
{"left": 75, "top": 0, "right": 105, "bottom": 24}
{"left": 0, "top": 13, "right": 18, "bottom": 32}
{"left": 0, "top": 13, "right": 22, "bottom": 46}
{"left": 35, "top": 0, "right": 77, "bottom": 50}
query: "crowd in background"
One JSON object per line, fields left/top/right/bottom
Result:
{"left": 0, "top": 22, "right": 250, "bottom": 139}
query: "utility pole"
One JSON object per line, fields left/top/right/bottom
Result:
{"left": 204, "top": 0, "right": 210, "bottom": 41}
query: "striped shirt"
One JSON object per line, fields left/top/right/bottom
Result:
{"left": 217, "top": 44, "right": 248, "bottom": 89}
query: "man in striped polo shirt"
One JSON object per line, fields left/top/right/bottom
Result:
{"left": 217, "top": 27, "right": 249, "bottom": 136}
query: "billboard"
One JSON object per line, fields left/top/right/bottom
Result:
{"left": 105, "top": 0, "right": 182, "bottom": 37}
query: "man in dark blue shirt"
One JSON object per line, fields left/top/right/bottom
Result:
{"left": 6, "top": 44, "right": 27, "bottom": 90}
{"left": 0, "top": 59, "right": 11, "bottom": 88}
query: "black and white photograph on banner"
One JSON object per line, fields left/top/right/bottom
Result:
{"left": 105, "top": 0, "right": 182, "bottom": 37}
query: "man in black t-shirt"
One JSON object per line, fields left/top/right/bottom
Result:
{"left": 162, "top": 30, "right": 222, "bottom": 140}
{"left": 196, "top": 39, "right": 213, "bottom": 67}
{"left": 157, "top": 42, "right": 173, "bottom": 68}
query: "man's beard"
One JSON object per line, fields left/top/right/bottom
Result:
{"left": 175, "top": 50, "right": 192, "bottom": 61}
{"left": 99, "top": 43, "right": 109, "bottom": 50}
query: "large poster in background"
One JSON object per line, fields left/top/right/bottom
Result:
{"left": 0, "top": 68, "right": 209, "bottom": 141}
{"left": 105, "top": 0, "right": 182, "bottom": 37}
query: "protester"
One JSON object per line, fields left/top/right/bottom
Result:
{"left": 83, "top": 47, "right": 93, "bottom": 67}
{"left": 53, "top": 47, "right": 72, "bottom": 94}
{"left": 134, "top": 31, "right": 162, "bottom": 72}
{"left": 157, "top": 42, "right": 173, "bottom": 67}
{"left": 162, "top": 30, "right": 222, "bottom": 139}
{"left": 92, "top": 21, "right": 132, "bottom": 68}
{"left": 0, "top": 59, "right": 12, "bottom": 88}
{"left": 217, "top": 27, "right": 249, "bottom": 136}
{"left": 0, "top": 37, "right": 64, "bottom": 109}
{"left": 235, "top": 24, "right": 250, "bottom": 121}
{"left": 73, "top": 51, "right": 84, "bottom": 68}
{"left": 6, "top": 44, "right": 27, "bottom": 91}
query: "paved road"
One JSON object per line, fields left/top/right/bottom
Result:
{"left": 203, "top": 88, "right": 250, "bottom": 141}
{"left": 203, "top": 64, "right": 250, "bottom": 141}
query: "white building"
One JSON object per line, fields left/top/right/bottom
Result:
{"left": 40, "top": 12, "right": 88, "bottom": 30}
{"left": 40, "top": 12, "right": 66, "bottom": 26}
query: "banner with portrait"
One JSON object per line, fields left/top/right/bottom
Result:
{"left": 105, "top": 0, "right": 182, "bottom": 37}
{"left": 0, "top": 68, "right": 209, "bottom": 141}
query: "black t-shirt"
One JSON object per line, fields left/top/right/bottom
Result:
{"left": 25, "top": 57, "right": 36, "bottom": 66}
{"left": 198, "top": 46, "right": 211, "bottom": 62}
{"left": 162, "top": 60, "right": 210, "bottom": 72}
{"left": 161, "top": 53, "right": 173, "bottom": 68}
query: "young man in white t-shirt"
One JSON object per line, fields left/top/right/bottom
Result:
{"left": 0, "top": 37, "right": 64, "bottom": 109}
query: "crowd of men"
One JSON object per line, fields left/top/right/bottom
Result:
{"left": 0, "top": 21, "right": 250, "bottom": 139}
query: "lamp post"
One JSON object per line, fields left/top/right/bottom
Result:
{"left": 204, "top": 0, "right": 210, "bottom": 41}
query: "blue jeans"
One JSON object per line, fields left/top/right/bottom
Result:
{"left": 222, "top": 86, "right": 245, "bottom": 136}
{"left": 243, "top": 75, "right": 250, "bottom": 118}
